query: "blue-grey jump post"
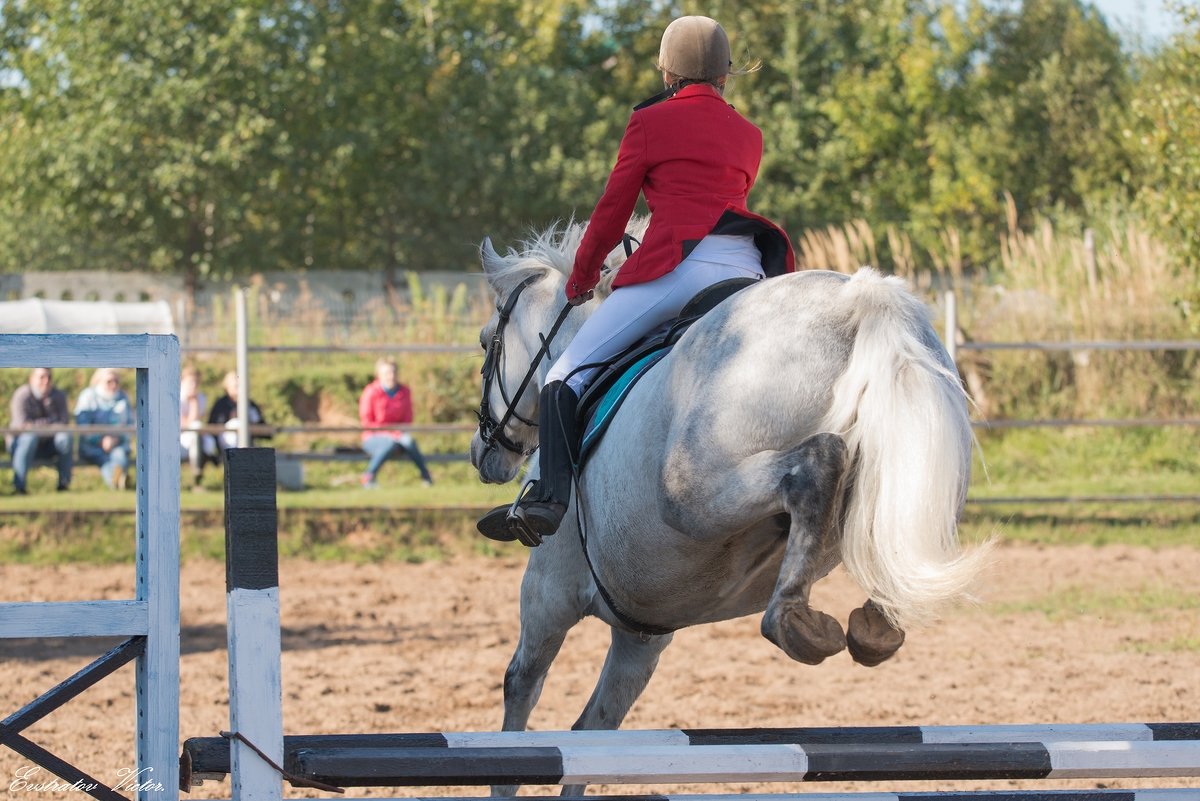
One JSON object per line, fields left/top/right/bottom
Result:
{"left": 0, "top": 334, "right": 180, "bottom": 801}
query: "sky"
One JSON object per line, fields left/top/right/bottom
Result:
{"left": 1088, "top": 0, "right": 1186, "bottom": 44}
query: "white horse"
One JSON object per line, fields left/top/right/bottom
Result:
{"left": 470, "top": 221, "right": 990, "bottom": 794}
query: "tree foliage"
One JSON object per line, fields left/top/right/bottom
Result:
{"left": 0, "top": 0, "right": 1193, "bottom": 280}
{"left": 1129, "top": 2, "right": 1200, "bottom": 268}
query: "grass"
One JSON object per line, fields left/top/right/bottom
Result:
{"left": 0, "top": 500, "right": 520, "bottom": 566}
{"left": 7, "top": 445, "right": 1195, "bottom": 554}
{"left": 0, "top": 458, "right": 522, "bottom": 565}
{"left": 959, "top": 426, "right": 1200, "bottom": 547}
{"left": 1129, "top": 635, "right": 1200, "bottom": 655}
{"left": 0, "top": 460, "right": 515, "bottom": 511}
{"left": 987, "top": 584, "right": 1200, "bottom": 653}
{"left": 991, "top": 584, "right": 1200, "bottom": 622}
{"left": 1, "top": 427, "right": 1197, "bottom": 563}
{"left": 962, "top": 504, "right": 1200, "bottom": 548}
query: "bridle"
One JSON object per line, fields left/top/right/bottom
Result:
{"left": 477, "top": 274, "right": 674, "bottom": 639}
{"left": 476, "top": 275, "right": 573, "bottom": 459}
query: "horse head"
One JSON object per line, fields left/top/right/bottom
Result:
{"left": 470, "top": 234, "right": 569, "bottom": 483}
{"left": 469, "top": 219, "right": 647, "bottom": 483}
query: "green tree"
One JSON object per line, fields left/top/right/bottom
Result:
{"left": 972, "top": 0, "right": 1132, "bottom": 214}
{"left": 684, "top": 0, "right": 1133, "bottom": 267}
{"left": 0, "top": 0, "right": 1151, "bottom": 280}
{"left": 1129, "top": 2, "right": 1200, "bottom": 269}
{"left": 0, "top": 0, "right": 670, "bottom": 278}
{"left": 679, "top": 1, "right": 999, "bottom": 258}
{"left": 0, "top": 0, "right": 317, "bottom": 287}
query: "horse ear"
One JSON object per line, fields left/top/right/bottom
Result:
{"left": 479, "top": 237, "right": 504, "bottom": 283}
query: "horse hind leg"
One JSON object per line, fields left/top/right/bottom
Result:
{"left": 760, "top": 432, "right": 851, "bottom": 665}
{"left": 846, "top": 598, "right": 905, "bottom": 667}
{"left": 558, "top": 626, "right": 674, "bottom": 797}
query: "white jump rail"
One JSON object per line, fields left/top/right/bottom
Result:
{"left": 0, "top": 334, "right": 180, "bottom": 801}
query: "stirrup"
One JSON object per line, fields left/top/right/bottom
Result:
{"left": 476, "top": 480, "right": 544, "bottom": 548}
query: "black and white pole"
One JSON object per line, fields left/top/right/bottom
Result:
{"left": 225, "top": 448, "right": 284, "bottom": 801}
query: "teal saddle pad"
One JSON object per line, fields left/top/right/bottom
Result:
{"left": 579, "top": 347, "right": 669, "bottom": 465}
{"left": 573, "top": 276, "right": 759, "bottom": 467}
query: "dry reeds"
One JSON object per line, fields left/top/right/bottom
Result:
{"left": 792, "top": 202, "right": 1195, "bottom": 420}
{"left": 995, "top": 194, "right": 1184, "bottom": 340}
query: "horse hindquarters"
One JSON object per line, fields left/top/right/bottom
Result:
{"left": 821, "top": 269, "right": 991, "bottom": 631}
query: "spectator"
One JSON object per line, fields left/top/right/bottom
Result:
{"left": 180, "top": 365, "right": 218, "bottom": 490}
{"left": 7, "top": 367, "right": 73, "bottom": 495}
{"left": 208, "top": 371, "right": 270, "bottom": 454}
{"left": 75, "top": 368, "right": 134, "bottom": 490}
{"left": 357, "top": 357, "right": 433, "bottom": 488}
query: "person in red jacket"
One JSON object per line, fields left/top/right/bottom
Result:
{"left": 485, "top": 15, "right": 795, "bottom": 544}
{"left": 358, "top": 357, "right": 433, "bottom": 488}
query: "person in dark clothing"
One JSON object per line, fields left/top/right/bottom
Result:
{"left": 7, "top": 367, "right": 72, "bottom": 494}
{"left": 208, "top": 371, "right": 270, "bottom": 455}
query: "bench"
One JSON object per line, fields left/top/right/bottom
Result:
{"left": 275, "top": 448, "right": 468, "bottom": 491}
{"left": 0, "top": 454, "right": 89, "bottom": 492}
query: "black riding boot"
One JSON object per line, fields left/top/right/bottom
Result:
{"left": 477, "top": 381, "right": 579, "bottom": 546}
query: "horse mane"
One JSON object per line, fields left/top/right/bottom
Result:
{"left": 482, "top": 215, "right": 650, "bottom": 300}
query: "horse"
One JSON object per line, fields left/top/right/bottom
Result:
{"left": 469, "top": 220, "right": 991, "bottom": 795}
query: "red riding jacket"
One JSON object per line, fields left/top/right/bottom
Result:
{"left": 568, "top": 83, "right": 794, "bottom": 299}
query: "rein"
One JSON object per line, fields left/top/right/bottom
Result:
{"left": 477, "top": 273, "right": 676, "bottom": 640}
{"left": 476, "top": 276, "right": 574, "bottom": 458}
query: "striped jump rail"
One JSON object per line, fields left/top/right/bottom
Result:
{"left": 234, "top": 794, "right": 1199, "bottom": 801}
{"left": 180, "top": 722, "right": 1200, "bottom": 788}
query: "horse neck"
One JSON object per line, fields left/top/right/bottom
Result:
{"left": 530, "top": 293, "right": 592, "bottom": 389}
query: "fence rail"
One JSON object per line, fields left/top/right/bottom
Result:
{"left": 969, "top": 494, "right": 1200, "bottom": 504}
{"left": 1, "top": 423, "right": 477, "bottom": 437}
{"left": 178, "top": 340, "right": 1200, "bottom": 355}
{"left": 5, "top": 292, "right": 1199, "bottom": 506}
{"left": 182, "top": 343, "right": 478, "bottom": 355}
{"left": 960, "top": 340, "right": 1200, "bottom": 352}
{"left": 974, "top": 417, "right": 1200, "bottom": 429}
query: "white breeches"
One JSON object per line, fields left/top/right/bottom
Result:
{"left": 547, "top": 234, "right": 765, "bottom": 393}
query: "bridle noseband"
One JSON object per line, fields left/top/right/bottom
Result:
{"left": 476, "top": 275, "right": 573, "bottom": 459}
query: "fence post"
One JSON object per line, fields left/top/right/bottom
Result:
{"left": 943, "top": 289, "right": 957, "bottom": 367}
{"left": 234, "top": 288, "right": 250, "bottom": 448}
{"left": 1084, "top": 228, "right": 1098, "bottom": 293}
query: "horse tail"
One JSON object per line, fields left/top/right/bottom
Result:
{"left": 820, "top": 268, "right": 992, "bottom": 630}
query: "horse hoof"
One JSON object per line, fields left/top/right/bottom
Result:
{"left": 846, "top": 600, "right": 905, "bottom": 667}
{"left": 762, "top": 603, "right": 846, "bottom": 665}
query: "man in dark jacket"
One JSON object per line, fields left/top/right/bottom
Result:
{"left": 8, "top": 368, "right": 72, "bottom": 494}
{"left": 208, "top": 371, "right": 271, "bottom": 456}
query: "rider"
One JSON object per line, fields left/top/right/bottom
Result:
{"left": 482, "top": 15, "right": 795, "bottom": 545}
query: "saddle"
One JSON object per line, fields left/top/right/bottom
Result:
{"left": 575, "top": 277, "right": 757, "bottom": 466}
